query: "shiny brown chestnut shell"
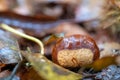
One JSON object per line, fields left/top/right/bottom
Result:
{"left": 52, "top": 34, "right": 100, "bottom": 67}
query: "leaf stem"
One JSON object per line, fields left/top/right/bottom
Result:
{"left": 0, "top": 24, "right": 44, "bottom": 55}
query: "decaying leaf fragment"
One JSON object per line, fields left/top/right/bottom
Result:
{"left": 43, "top": 33, "right": 64, "bottom": 45}
{"left": 22, "top": 51, "right": 82, "bottom": 80}
{"left": 86, "top": 56, "right": 117, "bottom": 71}
{"left": 0, "top": 30, "right": 22, "bottom": 64}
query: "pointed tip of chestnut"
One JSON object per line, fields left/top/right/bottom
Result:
{"left": 52, "top": 34, "right": 100, "bottom": 68}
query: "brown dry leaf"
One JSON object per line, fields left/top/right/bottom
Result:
{"left": 111, "top": 0, "right": 120, "bottom": 8}
{"left": 44, "top": 35, "right": 57, "bottom": 45}
{"left": 100, "top": 42, "right": 120, "bottom": 58}
{"left": 53, "top": 22, "right": 88, "bottom": 36}
{"left": 0, "top": 64, "right": 5, "bottom": 72}
{"left": 100, "top": 0, "right": 120, "bottom": 29}
{"left": 32, "top": 0, "right": 81, "bottom": 4}
{"left": 43, "top": 33, "right": 64, "bottom": 45}
{"left": 0, "top": 0, "right": 8, "bottom": 11}
{"left": 0, "top": 70, "right": 10, "bottom": 78}
{"left": 87, "top": 56, "right": 117, "bottom": 71}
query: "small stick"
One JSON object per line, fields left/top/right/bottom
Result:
{"left": 7, "top": 62, "right": 21, "bottom": 80}
{"left": 0, "top": 62, "right": 21, "bottom": 80}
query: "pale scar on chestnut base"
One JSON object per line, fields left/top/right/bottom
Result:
{"left": 57, "top": 48, "right": 94, "bottom": 67}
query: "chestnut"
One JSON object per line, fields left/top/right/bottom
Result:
{"left": 52, "top": 34, "right": 100, "bottom": 68}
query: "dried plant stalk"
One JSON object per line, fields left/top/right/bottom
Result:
{"left": 0, "top": 24, "right": 44, "bottom": 55}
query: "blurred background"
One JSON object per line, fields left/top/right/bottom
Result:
{"left": 0, "top": 0, "right": 120, "bottom": 80}
{"left": 0, "top": 0, "right": 108, "bottom": 21}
